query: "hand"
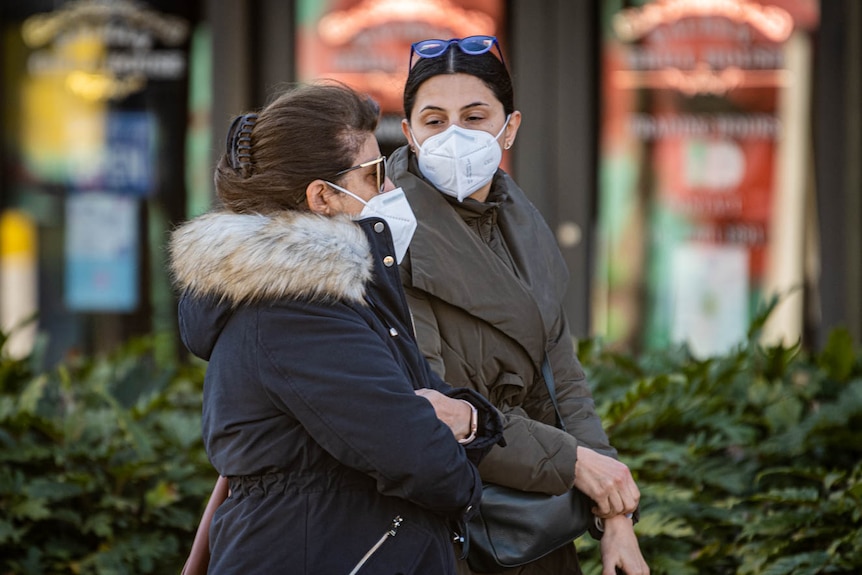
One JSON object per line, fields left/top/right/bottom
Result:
{"left": 573, "top": 447, "right": 640, "bottom": 517}
{"left": 600, "top": 514, "right": 649, "bottom": 575}
{"left": 414, "top": 388, "right": 472, "bottom": 441}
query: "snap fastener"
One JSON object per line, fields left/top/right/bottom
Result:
{"left": 383, "top": 255, "right": 395, "bottom": 267}
{"left": 374, "top": 221, "right": 385, "bottom": 233}
{"left": 389, "top": 327, "right": 398, "bottom": 337}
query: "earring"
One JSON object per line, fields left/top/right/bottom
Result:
{"left": 504, "top": 142, "right": 511, "bottom": 150}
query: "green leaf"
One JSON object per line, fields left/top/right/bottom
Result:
{"left": 763, "top": 394, "right": 804, "bottom": 432}
{"left": 761, "top": 552, "right": 830, "bottom": 575}
{"left": 819, "top": 328, "right": 856, "bottom": 381}
{"left": 145, "top": 480, "right": 180, "bottom": 509}
{"left": 83, "top": 512, "right": 116, "bottom": 538}
{"left": 10, "top": 498, "right": 51, "bottom": 520}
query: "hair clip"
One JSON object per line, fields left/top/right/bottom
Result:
{"left": 226, "top": 113, "right": 258, "bottom": 172}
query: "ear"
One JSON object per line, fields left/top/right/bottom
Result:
{"left": 401, "top": 119, "right": 416, "bottom": 151}
{"left": 306, "top": 180, "right": 339, "bottom": 216}
{"left": 503, "top": 111, "right": 522, "bottom": 149}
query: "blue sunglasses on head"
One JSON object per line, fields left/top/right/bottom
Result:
{"left": 409, "top": 35, "right": 506, "bottom": 69}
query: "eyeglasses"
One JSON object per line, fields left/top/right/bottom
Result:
{"left": 333, "top": 155, "right": 387, "bottom": 193}
{"left": 409, "top": 35, "right": 505, "bottom": 69}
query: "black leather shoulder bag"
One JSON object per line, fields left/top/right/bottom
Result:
{"left": 465, "top": 356, "right": 594, "bottom": 573}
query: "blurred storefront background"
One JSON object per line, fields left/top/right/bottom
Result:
{"left": 0, "top": 0, "right": 858, "bottom": 366}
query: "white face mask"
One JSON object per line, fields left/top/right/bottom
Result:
{"left": 326, "top": 183, "right": 417, "bottom": 264}
{"left": 412, "top": 115, "right": 510, "bottom": 202}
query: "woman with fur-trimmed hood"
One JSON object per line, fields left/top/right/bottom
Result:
{"left": 169, "top": 83, "right": 503, "bottom": 575}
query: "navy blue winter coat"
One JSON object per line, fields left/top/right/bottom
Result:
{"left": 169, "top": 210, "right": 503, "bottom": 574}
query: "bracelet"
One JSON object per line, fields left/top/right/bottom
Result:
{"left": 457, "top": 400, "right": 478, "bottom": 444}
{"left": 594, "top": 512, "right": 635, "bottom": 532}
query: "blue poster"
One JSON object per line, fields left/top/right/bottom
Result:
{"left": 65, "top": 192, "right": 139, "bottom": 312}
{"left": 103, "top": 111, "right": 156, "bottom": 196}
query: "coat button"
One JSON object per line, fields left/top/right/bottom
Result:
{"left": 383, "top": 255, "right": 395, "bottom": 267}
{"left": 374, "top": 222, "right": 385, "bottom": 233}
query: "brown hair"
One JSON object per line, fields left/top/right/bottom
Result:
{"left": 215, "top": 82, "right": 380, "bottom": 214}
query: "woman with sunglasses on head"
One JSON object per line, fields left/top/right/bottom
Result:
{"left": 389, "top": 37, "right": 649, "bottom": 575}
{"left": 170, "top": 81, "right": 504, "bottom": 575}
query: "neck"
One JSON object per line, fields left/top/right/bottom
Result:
{"left": 468, "top": 182, "right": 493, "bottom": 203}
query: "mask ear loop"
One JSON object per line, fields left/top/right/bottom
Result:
{"left": 407, "top": 124, "right": 420, "bottom": 155}
{"left": 497, "top": 114, "right": 512, "bottom": 149}
{"left": 325, "top": 181, "right": 368, "bottom": 206}
{"left": 496, "top": 114, "right": 511, "bottom": 139}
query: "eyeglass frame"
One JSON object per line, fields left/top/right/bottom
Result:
{"left": 409, "top": 35, "right": 506, "bottom": 70}
{"left": 331, "top": 155, "right": 387, "bottom": 194}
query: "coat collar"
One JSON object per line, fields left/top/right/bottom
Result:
{"left": 169, "top": 210, "right": 373, "bottom": 306}
{"left": 390, "top": 147, "right": 569, "bottom": 364}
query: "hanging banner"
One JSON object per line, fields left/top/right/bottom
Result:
{"left": 595, "top": 0, "right": 819, "bottom": 355}
{"left": 296, "top": 0, "right": 505, "bottom": 148}
{"left": 103, "top": 111, "right": 156, "bottom": 196}
{"left": 65, "top": 192, "right": 139, "bottom": 312}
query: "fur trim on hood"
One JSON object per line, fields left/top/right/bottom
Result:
{"left": 169, "top": 211, "right": 373, "bottom": 306}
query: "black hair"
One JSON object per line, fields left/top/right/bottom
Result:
{"left": 403, "top": 47, "right": 514, "bottom": 121}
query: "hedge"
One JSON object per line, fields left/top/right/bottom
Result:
{"left": 577, "top": 299, "right": 862, "bottom": 574}
{"left": 0, "top": 331, "right": 213, "bottom": 574}
{"left": 1, "top": 298, "right": 860, "bottom": 574}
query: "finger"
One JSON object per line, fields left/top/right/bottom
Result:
{"left": 624, "top": 478, "right": 640, "bottom": 502}
{"left": 592, "top": 497, "right": 611, "bottom": 517}
{"left": 601, "top": 558, "right": 621, "bottom": 575}
{"left": 623, "top": 484, "right": 640, "bottom": 514}
{"left": 597, "top": 488, "right": 620, "bottom": 516}
{"left": 621, "top": 559, "right": 649, "bottom": 575}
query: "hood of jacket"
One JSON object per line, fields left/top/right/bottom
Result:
{"left": 169, "top": 210, "right": 374, "bottom": 359}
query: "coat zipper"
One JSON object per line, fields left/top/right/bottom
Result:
{"left": 347, "top": 515, "right": 404, "bottom": 575}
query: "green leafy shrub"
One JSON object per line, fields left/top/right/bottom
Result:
{"left": 577, "top": 300, "right": 862, "bottom": 574}
{"left": 0, "top": 331, "right": 213, "bottom": 575}
{"left": 2, "top": 296, "right": 860, "bottom": 574}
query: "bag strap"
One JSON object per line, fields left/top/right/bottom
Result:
{"left": 541, "top": 354, "right": 566, "bottom": 432}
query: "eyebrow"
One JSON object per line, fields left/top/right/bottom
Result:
{"left": 419, "top": 101, "right": 491, "bottom": 113}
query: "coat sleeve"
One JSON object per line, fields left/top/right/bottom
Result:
{"left": 256, "top": 302, "right": 482, "bottom": 519}
{"left": 405, "top": 283, "right": 576, "bottom": 494}
{"left": 472, "top": 311, "right": 617, "bottom": 495}
{"left": 522, "top": 308, "right": 618, "bottom": 460}
{"left": 431, "top": 379, "right": 506, "bottom": 466}
{"left": 407, "top": 287, "right": 616, "bottom": 495}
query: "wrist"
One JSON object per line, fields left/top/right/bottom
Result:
{"left": 594, "top": 512, "right": 635, "bottom": 532}
{"left": 456, "top": 400, "right": 478, "bottom": 444}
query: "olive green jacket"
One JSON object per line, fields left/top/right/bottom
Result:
{"left": 391, "top": 146, "right": 616, "bottom": 496}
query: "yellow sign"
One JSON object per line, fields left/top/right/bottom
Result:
{"left": 0, "top": 211, "right": 36, "bottom": 258}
